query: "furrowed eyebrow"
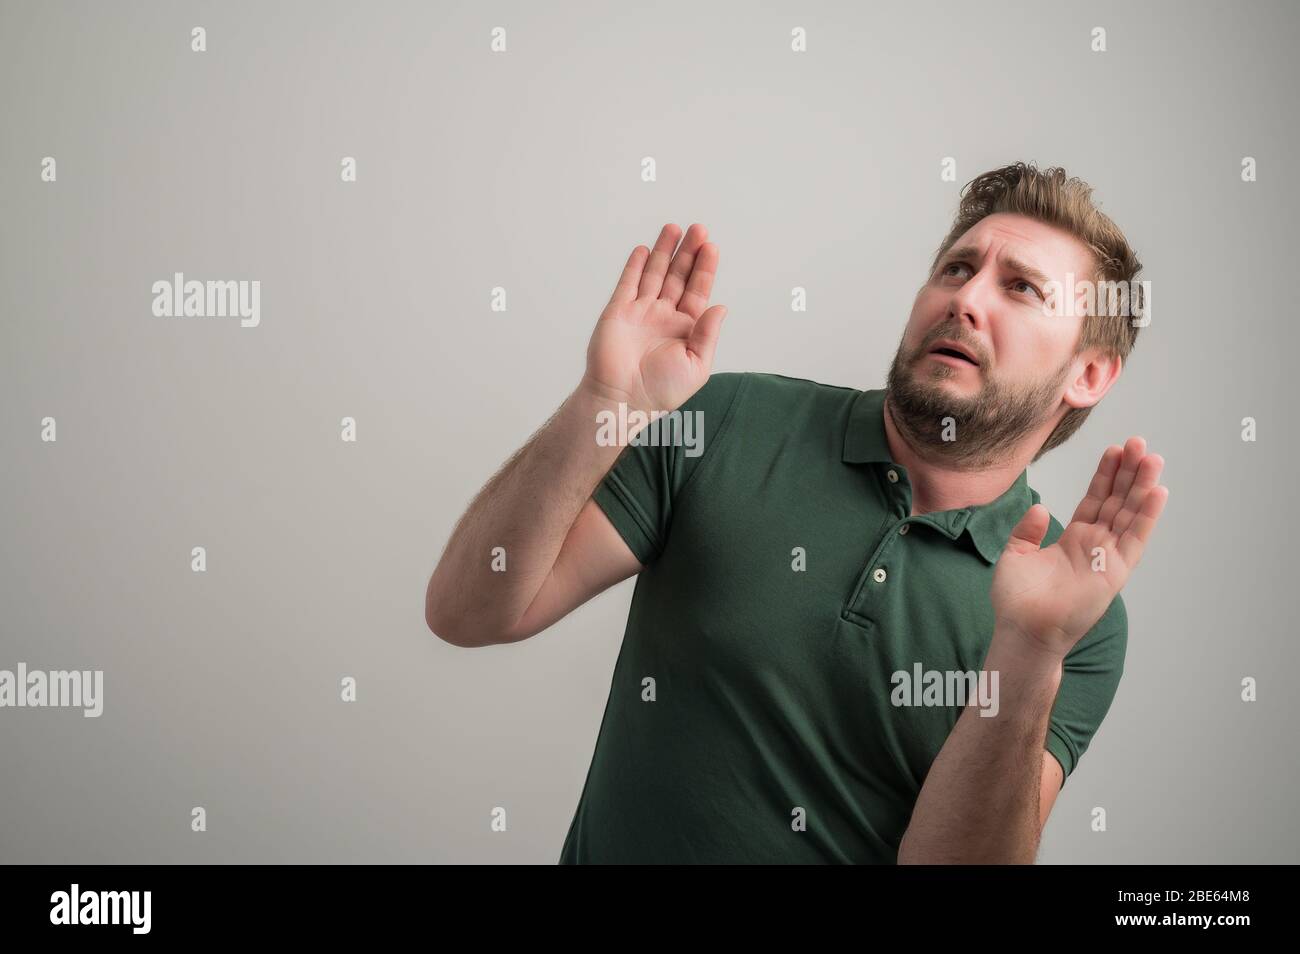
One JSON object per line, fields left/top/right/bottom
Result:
{"left": 938, "top": 246, "right": 1052, "bottom": 288}
{"left": 1002, "top": 255, "right": 1051, "bottom": 289}
{"left": 941, "top": 245, "right": 981, "bottom": 264}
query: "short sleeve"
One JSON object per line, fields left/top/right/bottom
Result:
{"left": 591, "top": 372, "right": 747, "bottom": 565}
{"left": 1045, "top": 594, "right": 1128, "bottom": 786}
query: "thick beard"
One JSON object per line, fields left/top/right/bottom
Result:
{"left": 884, "top": 341, "right": 1071, "bottom": 470}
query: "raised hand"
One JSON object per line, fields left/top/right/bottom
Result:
{"left": 581, "top": 223, "right": 727, "bottom": 415}
{"left": 991, "top": 437, "right": 1169, "bottom": 660}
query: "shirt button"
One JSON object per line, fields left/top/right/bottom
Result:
{"left": 873, "top": 567, "right": 887, "bottom": 583}
{"left": 886, "top": 469, "right": 899, "bottom": 483}
{"left": 899, "top": 524, "right": 909, "bottom": 535}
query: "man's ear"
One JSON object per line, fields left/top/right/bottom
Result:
{"left": 1062, "top": 349, "right": 1122, "bottom": 412}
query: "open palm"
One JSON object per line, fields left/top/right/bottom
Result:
{"left": 583, "top": 223, "right": 727, "bottom": 415}
{"left": 991, "top": 437, "right": 1169, "bottom": 659}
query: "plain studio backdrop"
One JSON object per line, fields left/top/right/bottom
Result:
{"left": 2, "top": 0, "right": 1297, "bottom": 863}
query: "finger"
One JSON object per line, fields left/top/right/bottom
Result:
{"left": 1112, "top": 454, "right": 1165, "bottom": 537}
{"left": 1097, "top": 436, "right": 1147, "bottom": 527}
{"left": 1008, "top": 502, "right": 1051, "bottom": 549}
{"left": 1069, "top": 444, "right": 1124, "bottom": 525}
{"left": 686, "top": 304, "right": 728, "bottom": 369}
{"left": 609, "top": 245, "right": 650, "bottom": 306}
{"left": 638, "top": 224, "right": 684, "bottom": 299}
{"left": 1116, "top": 483, "right": 1169, "bottom": 568}
{"left": 659, "top": 223, "right": 708, "bottom": 308}
{"left": 678, "top": 242, "right": 720, "bottom": 321}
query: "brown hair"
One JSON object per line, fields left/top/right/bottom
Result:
{"left": 929, "top": 162, "right": 1144, "bottom": 461}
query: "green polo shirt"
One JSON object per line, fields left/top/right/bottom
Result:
{"left": 558, "top": 371, "right": 1127, "bottom": 864}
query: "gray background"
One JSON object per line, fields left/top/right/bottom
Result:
{"left": 2, "top": 0, "right": 1296, "bottom": 863}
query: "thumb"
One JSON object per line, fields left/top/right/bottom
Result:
{"left": 1008, "top": 503, "right": 1051, "bottom": 549}
{"left": 687, "top": 304, "right": 727, "bottom": 369}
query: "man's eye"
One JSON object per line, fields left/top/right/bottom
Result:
{"left": 942, "top": 262, "right": 971, "bottom": 279}
{"left": 1012, "top": 279, "right": 1043, "bottom": 300}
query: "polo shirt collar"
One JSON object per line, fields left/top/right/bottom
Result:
{"left": 842, "top": 388, "right": 1034, "bottom": 564}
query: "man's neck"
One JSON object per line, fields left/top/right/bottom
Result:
{"left": 882, "top": 394, "right": 1036, "bottom": 517}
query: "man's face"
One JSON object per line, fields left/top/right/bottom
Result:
{"left": 885, "top": 212, "right": 1098, "bottom": 467}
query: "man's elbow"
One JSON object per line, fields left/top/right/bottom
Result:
{"left": 425, "top": 605, "right": 495, "bottom": 648}
{"left": 424, "top": 570, "right": 537, "bottom": 647}
{"left": 424, "top": 583, "right": 496, "bottom": 648}
{"left": 426, "top": 613, "right": 491, "bottom": 649}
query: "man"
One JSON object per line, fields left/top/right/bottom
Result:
{"left": 425, "top": 162, "right": 1169, "bottom": 864}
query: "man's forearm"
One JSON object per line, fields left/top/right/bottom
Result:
{"left": 897, "top": 627, "right": 1064, "bottom": 864}
{"left": 424, "top": 382, "right": 628, "bottom": 646}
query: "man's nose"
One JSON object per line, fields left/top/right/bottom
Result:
{"left": 946, "top": 272, "right": 995, "bottom": 332}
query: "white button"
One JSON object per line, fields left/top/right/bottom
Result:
{"left": 886, "top": 469, "right": 899, "bottom": 483}
{"left": 873, "top": 567, "right": 887, "bottom": 583}
{"left": 899, "top": 524, "right": 909, "bottom": 535}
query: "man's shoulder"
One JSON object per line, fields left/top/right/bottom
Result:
{"left": 673, "top": 372, "right": 866, "bottom": 466}
{"left": 693, "top": 370, "right": 865, "bottom": 417}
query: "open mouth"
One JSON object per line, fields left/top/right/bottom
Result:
{"left": 929, "top": 346, "right": 979, "bottom": 366}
